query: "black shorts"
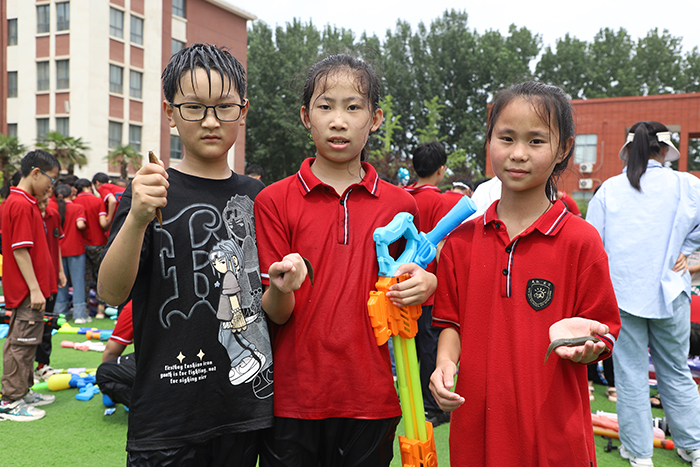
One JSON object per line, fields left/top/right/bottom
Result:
{"left": 127, "top": 429, "right": 264, "bottom": 467}
{"left": 259, "top": 416, "right": 401, "bottom": 467}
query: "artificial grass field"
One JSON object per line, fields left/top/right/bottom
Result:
{"left": 0, "top": 318, "right": 692, "bottom": 467}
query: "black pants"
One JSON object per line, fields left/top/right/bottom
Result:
{"left": 96, "top": 352, "right": 136, "bottom": 407}
{"left": 260, "top": 416, "right": 400, "bottom": 467}
{"left": 127, "top": 429, "right": 264, "bottom": 467}
{"left": 416, "top": 304, "right": 441, "bottom": 413}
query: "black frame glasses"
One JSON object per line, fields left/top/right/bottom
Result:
{"left": 32, "top": 166, "right": 56, "bottom": 183}
{"left": 169, "top": 101, "right": 247, "bottom": 122}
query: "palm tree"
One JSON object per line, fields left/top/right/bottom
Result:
{"left": 106, "top": 144, "right": 142, "bottom": 179}
{"left": 0, "top": 133, "right": 26, "bottom": 185}
{"left": 36, "top": 131, "right": 90, "bottom": 175}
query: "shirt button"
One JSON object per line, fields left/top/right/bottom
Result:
{"left": 505, "top": 246, "right": 512, "bottom": 253}
{"left": 495, "top": 222, "right": 501, "bottom": 229}
{"left": 502, "top": 268, "right": 508, "bottom": 275}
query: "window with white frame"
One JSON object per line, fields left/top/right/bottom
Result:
{"left": 172, "top": 0, "right": 186, "bottom": 18}
{"left": 108, "top": 121, "right": 122, "bottom": 149}
{"left": 37, "top": 118, "right": 49, "bottom": 139}
{"left": 37, "top": 62, "right": 50, "bottom": 91}
{"left": 8, "top": 19, "right": 18, "bottom": 45}
{"left": 56, "top": 60, "right": 69, "bottom": 89}
{"left": 172, "top": 39, "right": 185, "bottom": 56}
{"left": 130, "top": 15, "right": 143, "bottom": 45}
{"left": 170, "top": 135, "right": 183, "bottom": 160}
{"left": 129, "top": 70, "right": 142, "bottom": 99}
{"left": 129, "top": 125, "right": 142, "bottom": 153}
{"left": 109, "top": 8, "right": 124, "bottom": 39}
{"left": 574, "top": 134, "right": 598, "bottom": 165}
{"left": 37, "top": 5, "right": 50, "bottom": 34}
{"left": 56, "top": 2, "right": 70, "bottom": 31}
{"left": 8, "top": 71, "right": 18, "bottom": 98}
{"left": 56, "top": 117, "right": 69, "bottom": 136}
{"left": 109, "top": 65, "right": 123, "bottom": 94}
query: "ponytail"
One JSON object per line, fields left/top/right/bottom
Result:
{"left": 54, "top": 184, "right": 72, "bottom": 227}
{"left": 624, "top": 121, "right": 666, "bottom": 192}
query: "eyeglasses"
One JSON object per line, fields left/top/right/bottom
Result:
{"left": 169, "top": 101, "right": 247, "bottom": 122}
{"left": 32, "top": 166, "right": 56, "bottom": 183}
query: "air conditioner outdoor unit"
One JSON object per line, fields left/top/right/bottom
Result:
{"left": 579, "top": 163, "right": 593, "bottom": 173}
{"left": 579, "top": 179, "right": 593, "bottom": 190}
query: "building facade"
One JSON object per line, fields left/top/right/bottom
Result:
{"left": 1, "top": 0, "right": 255, "bottom": 179}
{"left": 484, "top": 92, "right": 700, "bottom": 199}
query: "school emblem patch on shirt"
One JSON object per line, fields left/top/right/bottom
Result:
{"left": 526, "top": 278, "right": 554, "bottom": 310}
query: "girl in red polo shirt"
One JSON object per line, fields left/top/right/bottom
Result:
{"left": 53, "top": 184, "right": 88, "bottom": 324}
{"left": 429, "top": 82, "right": 621, "bottom": 467}
{"left": 256, "top": 54, "right": 436, "bottom": 466}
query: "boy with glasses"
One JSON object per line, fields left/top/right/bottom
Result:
{"left": 98, "top": 43, "right": 272, "bottom": 466}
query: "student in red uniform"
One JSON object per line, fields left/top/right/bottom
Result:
{"left": 256, "top": 54, "right": 436, "bottom": 466}
{"left": 96, "top": 300, "right": 135, "bottom": 407}
{"left": 53, "top": 184, "right": 89, "bottom": 324}
{"left": 34, "top": 192, "right": 67, "bottom": 383}
{"left": 0, "top": 150, "right": 60, "bottom": 421}
{"left": 73, "top": 178, "right": 109, "bottom": 322}
{"left": 92, "top": 172, "right": 122, "bottom": 226}
{"left": 403, "top": 141, "right": 454, "bottom": 427}
{"left": 429, "top": 81, "right": 621, "bottom": 467}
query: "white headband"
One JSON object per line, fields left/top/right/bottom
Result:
{"left": 619, "top": 130, "right": 680, "bottom": 162}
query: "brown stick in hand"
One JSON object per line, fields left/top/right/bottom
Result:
{"left": 148, "top": 151, "right": 163, "bottom": 228}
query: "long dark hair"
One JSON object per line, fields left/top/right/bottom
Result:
{"left": 485, "top": 81, "right": 576, "bottom": 200}
{"left": 624, "top": 121, "right": 669, "bottom": 192}
{"left": 54, "top": 184, "right": 72, "bottom": 226}
{"left": 301, "top": 54, "right": 381, "bottom": 162}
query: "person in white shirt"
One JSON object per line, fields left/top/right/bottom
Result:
{"left": 587, "top": 121, "right": 700, "bottom": 467}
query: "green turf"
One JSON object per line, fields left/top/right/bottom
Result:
{"left": 0, "top": 322, "right": 691, "bottom": 466}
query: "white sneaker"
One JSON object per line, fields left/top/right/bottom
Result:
{"left": 0, "top": 400, "right": 46, "bottom": 421}
{"left": 678, "top": 448, "right": 700, "bottom": 467}
{"left": 620, "top": 445, "right": 654, "bottom": 467}
{"left": 74, "top": 317, "right": 92, "bottom": 324}
{"left": 22, "top": 390, "right": 55, "bottom": 407}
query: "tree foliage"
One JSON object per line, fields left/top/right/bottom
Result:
{"left": 36, "top": 131, "right": 89, "bottom": 175}
{"left": 106, "top": 144, "right": 142, "bottom": 179}
{"left": 246, "top": 14, "right": 699, "bottom": 184}
{"left": 0, "top": 134, "right": 26, "bottom": 185}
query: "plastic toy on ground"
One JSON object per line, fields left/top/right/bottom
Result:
{"left": 47, "top": 372, "right": 97, "bottom": 391}
{"left": 368, "top": 196, "right": 476, "bottom": 467}
{"left": 60, "top": 340, "right": 106, "bottom": 352}
{"left": 76, "top": 383, "right": 101, "bottom": 401}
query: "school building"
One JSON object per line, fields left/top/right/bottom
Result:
{"left": 0, "top": 0, "right": 255, "bottom": 178}
{"left": 484, "top": 92, "right": 700, "bottom": 199}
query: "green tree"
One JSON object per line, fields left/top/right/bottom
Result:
{"left": 106, "top": 144, "right": 142, "bottom": 179}
{"left": 632, "top": 28, "right": 684, "bottom": 95}
{"left": 415, "top": 97, "right": 446, "bottom": 144}
{"left": 681, "top": 46, "right": 700, "bottom": 92}
{"left": 367, "top": 95, "right": 404, "bottom": 181}
{"left": 587, "top": 28, "right": 637, "bottom": 98}
{"left": 0, "top": 134, "right": 26, "bottom": 186}
{"left": 36, "top": 131, "right": 89, "bottom": 175}
{"left": 536, "top": 34, "right": 591, "bottom": 99}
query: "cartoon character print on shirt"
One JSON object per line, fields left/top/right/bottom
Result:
{"left": 155, "top": 194, "right": 273, "bottom": 400}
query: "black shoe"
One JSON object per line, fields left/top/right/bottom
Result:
{"left": 425, "top": 410, "right": 451, "bottom": 428}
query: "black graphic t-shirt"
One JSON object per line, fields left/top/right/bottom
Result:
{"left": 107, "top": 169, "right": 273, "bottom": 451}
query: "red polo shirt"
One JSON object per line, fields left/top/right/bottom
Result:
{"left": 73, "top": 192, "right": 107, "bottom": 246}
{"left": 403, "top": 183, "right": 453, "bottom": 306}
{"left": 255, "top": 157, "right": 418, "bottom": 420}
{"left": 43, "top": 206, "right": 63, "bottom": 291}
{"left": 432, "top": 200, "right": 620, "bottom": 467}
{"left": 97, "top": 182, "right": 124, "bottom": 212}
{"left": 2, "top": 187, "right": 57, "bottom": 308}
{"left": 109, "top": 300, "right": 133, "bottom": 346}
{"left": 59, "top": 200, "right": 87, "bottom": 257}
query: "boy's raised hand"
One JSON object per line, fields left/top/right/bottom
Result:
{"left": 130, "top": 157, "right": 169, "bottom": 228}
{"left": 385, "top": 262, "right": 437, "bottom": 307}
{"left": 548, "top": 317, "right": 610, "bottom": 364}
{"left": 268, "top": 253, "right": 308, "bottom": 294}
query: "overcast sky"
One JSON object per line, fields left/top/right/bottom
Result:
{"left": 236, "top": 0, "right": 699, "bottom": 55}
